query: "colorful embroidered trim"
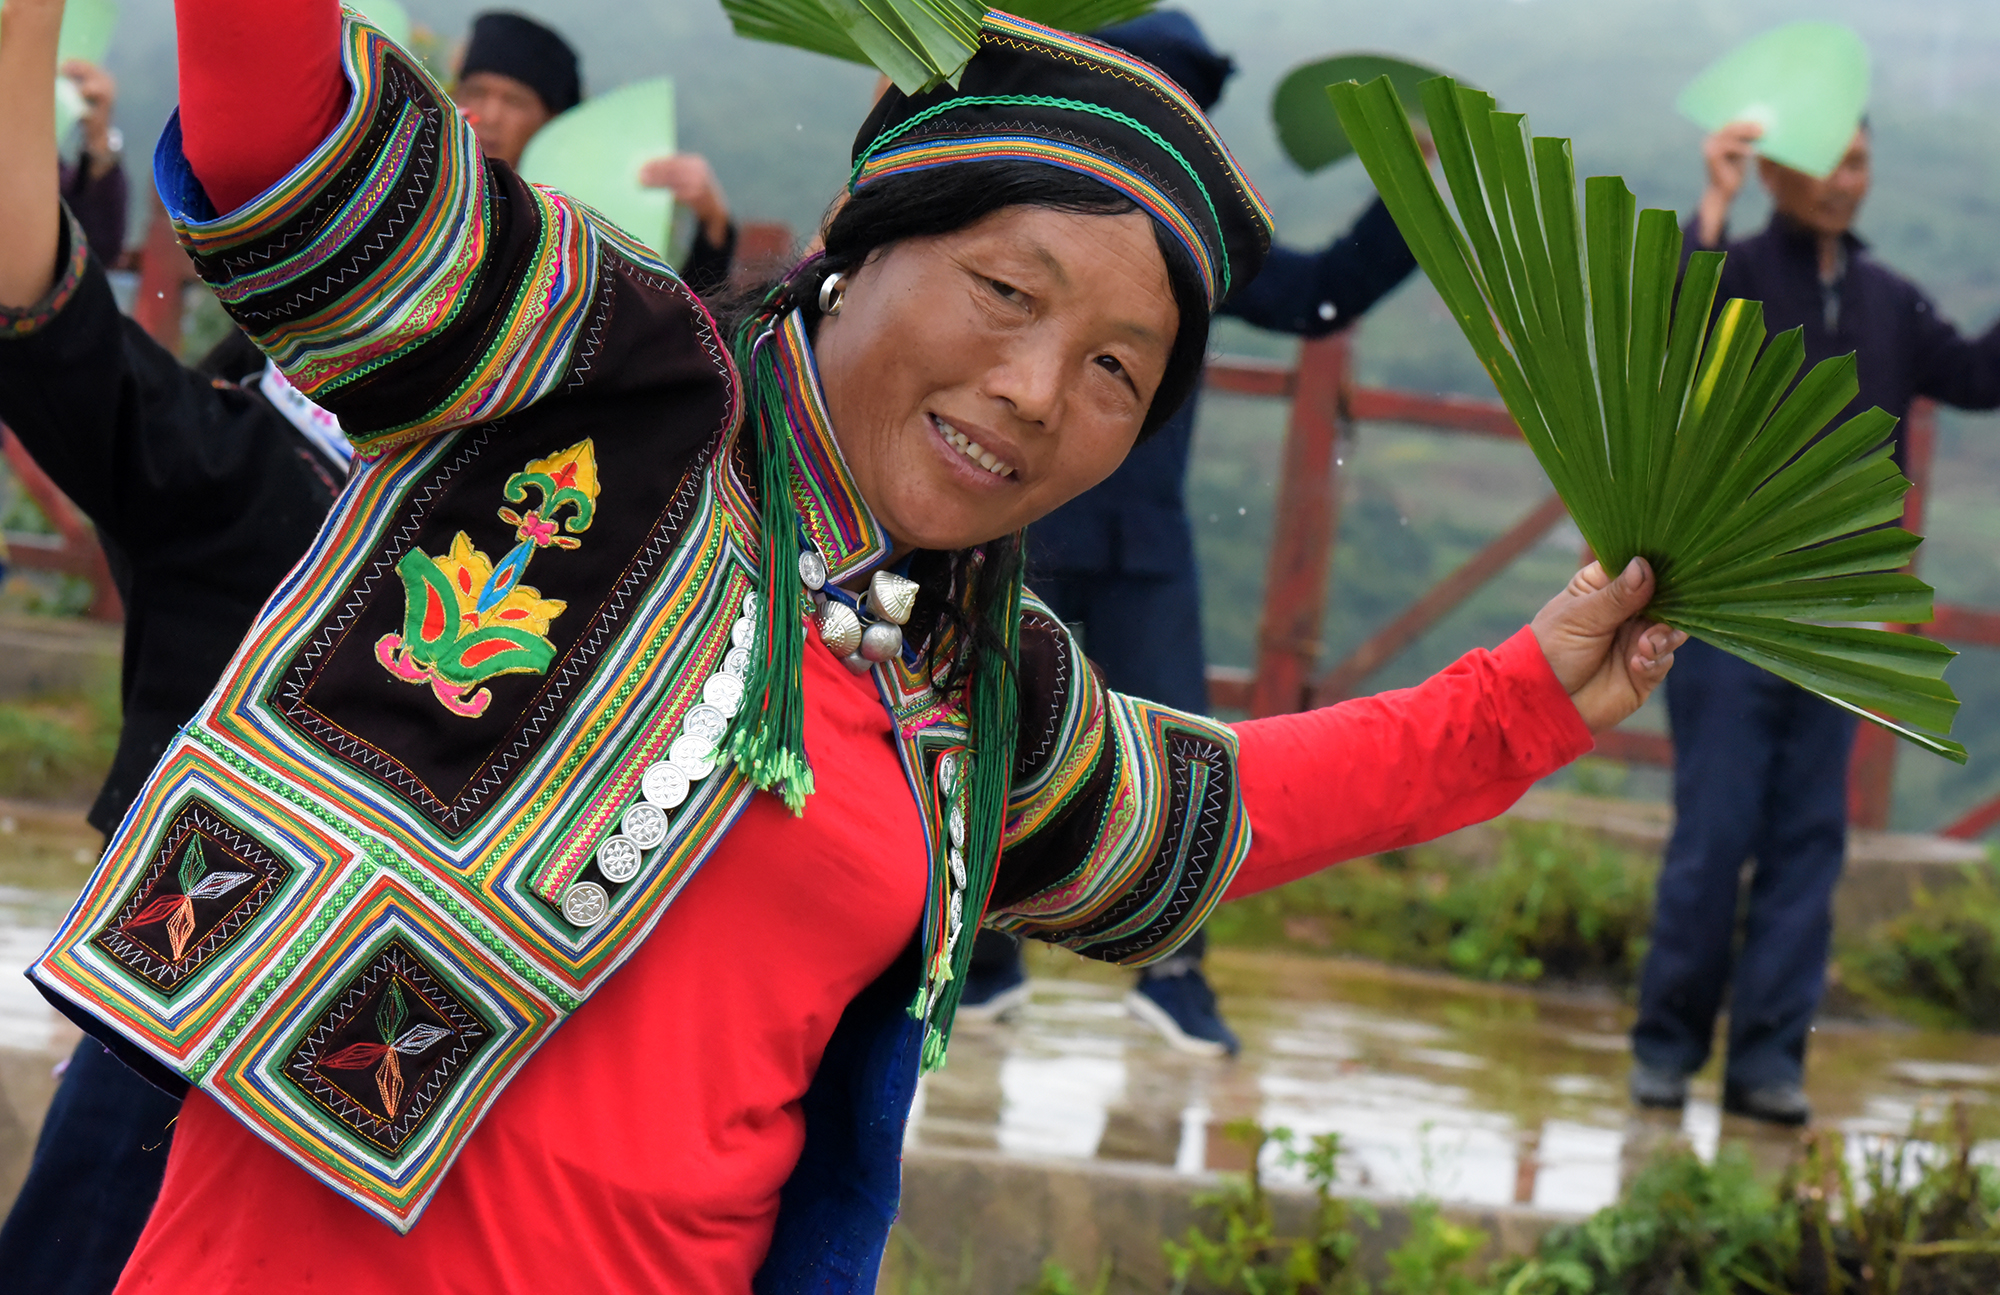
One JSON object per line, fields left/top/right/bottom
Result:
{"left": 772, "top": 312, "right": 892, "bottom": 581}
{"left": 0, "top": 206, "right": 90, "bottom": 340}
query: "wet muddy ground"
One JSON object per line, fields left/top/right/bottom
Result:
{"left": 2, "top": 807, "right": 1998, "bottom": 1220}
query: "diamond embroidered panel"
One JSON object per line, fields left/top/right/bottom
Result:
{"left": 89, "top": 799, "right": 294, "bottom": 997}
{"left": 283, "top": 937, "right": 493, "bottom": 1159}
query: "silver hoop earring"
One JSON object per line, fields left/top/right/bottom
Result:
{"left": 818, "top": 272, "right": 847, "bottom": 317}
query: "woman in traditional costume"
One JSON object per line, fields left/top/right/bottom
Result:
{"left": 27, "top": 0, "right": 1682, "bottom": 1290}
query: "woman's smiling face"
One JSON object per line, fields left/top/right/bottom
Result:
{"left": 811, "top": 205, "right": 1181, "bottom": 556}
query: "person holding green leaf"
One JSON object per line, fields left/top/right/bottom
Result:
{"left": 452, "top": 10, "right": 740, "bottom": 295}
{"left": 1627, "top": 113, "right": 2000, "bottom": 1126}
{"left": 29, "top": 2, "right": 1682, "bottom": 1287}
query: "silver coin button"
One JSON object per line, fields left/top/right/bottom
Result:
{"left": 948, "top": 803, "right": 966, "bottom": 849}
{"left": 596, "top": 835, "right": 643, "bottom": 884}
{"left": 669, "top": 733, "right": 717, "bottom": 779}
{"left": 937, "top": 752, "right": 958, "bottom": 794}
{"left": 798, "top": 549, "right": 828, "bottom": 591}
{"left": 731, "top": 616, "right": 757, "bottom": 650}
{"left": 682, "top": 703, "right": 728, "bottom": 745}
{"left": 949, "top": 847, "right": 966, "bottom": 889}
{"left": 703, "top": 672, "right": 745, "bottom": 716}
{"left": 722, "top": 647, "right": 752, "bottom": 679}
{"left": 622, "top": 802, "right": 669, "bottom": 850}
{"left": 641, "top": 761, "right": 691, "bottom": 810}
{"left": 561, "top": 881, "right": 610, "bottom": 928}
{"left": 742, "top": 590, "right": 760, "bottom": 619}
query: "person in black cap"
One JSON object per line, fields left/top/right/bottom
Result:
{"left": 455, "top": 9, "right": 740, "bottom": 295}
{"left": 958, "top": 10, "right": 1422, "bottom": 1058}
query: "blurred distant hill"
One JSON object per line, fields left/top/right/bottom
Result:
{"left": 88, "top": 0, "right": 2000, "bottom": 831}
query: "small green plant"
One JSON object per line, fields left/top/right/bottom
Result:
{"left": 1379, "top": 1200, "right": 1488, "bottom": 1295}
{"left": 1496, "top": 1141, "right": 1793, "bottom": 1294}
{"left": 1164, "top": 1119, "right": 1376, "bottom": 1294}
{"left": 1020, "top": 1258, "right": 1113, "bottom": 1295}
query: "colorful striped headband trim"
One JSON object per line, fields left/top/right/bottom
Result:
{"left": 853, "top": 135, "right": 1217, "bottom": 305}
{"left": 979, "top": 11, "right": 1276, "bottom": 235}
{"left": 850, "top": 92, "right": 1230, "bottom": 299}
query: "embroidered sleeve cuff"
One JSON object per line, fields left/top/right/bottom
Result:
{"left": 151, "top": 15, "right": 593, "bottom": 454}
{"left": 0, "top": 206, "right": 90, "bottom": 341}
{"left": 1492, "top": 626, "right": 1596, "bottom": 777}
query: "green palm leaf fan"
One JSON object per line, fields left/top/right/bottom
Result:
{"left": 719, "top": 0, "right": 1159, "bottom": 94}
{"left": 1327, "top": 76, "right": 1964, "bottom": 762}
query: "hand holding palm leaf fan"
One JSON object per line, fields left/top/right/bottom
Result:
{"left": 1327, "top": 76, "right": 1963, "bottom": 762}
{"left": 719, "top": 0, "right": 1159, "bottom": 94}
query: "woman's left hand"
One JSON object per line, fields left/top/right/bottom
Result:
{"left": 1531, "top": 557, "right": 1687, "bottom": 733}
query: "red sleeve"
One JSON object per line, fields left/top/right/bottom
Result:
{"left": 1226, "top": 627, "right": 1595, "bottom": 899}
{"left": 176, "top": 0, "right": 349, "bottom": 214}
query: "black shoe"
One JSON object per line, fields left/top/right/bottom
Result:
{"left": 1629, "top": 1061, "right": 1690, "bottom": 1109}
{"left": 1724, "top": 1081, "right": 1811, "bottom": 1126}
{"left": 955, "top": 955, "right": 1031, "bottom": 1023}
{"left": 1126, "top": 964, "right": 1239, "bottom": 1057}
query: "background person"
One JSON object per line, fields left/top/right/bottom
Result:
{"left": 453, "top": 9, "right": 739, "bottom": 296}
{"left": 1630, "top": 114, "right": 2000, "bottom": 1125}
{"left": 961, "top": 10, "right": 1421, "bottom": 1057}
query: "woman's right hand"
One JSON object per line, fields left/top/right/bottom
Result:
{"left": 1695, "top": 121, "right": 1762, "bottom": 248}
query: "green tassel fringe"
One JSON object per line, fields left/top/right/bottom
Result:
{"left": 723, "top": 325, "right": 816, "bottom": 815}
{"left": 916, "top": 550, "right": 1024, "bottom": 1072}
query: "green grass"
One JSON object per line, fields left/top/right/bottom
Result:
{"left": 1206, "top": 820, "right": 1657, "bottom": 987}
{"left": 0, "top": 668, "right": 119, "bottom": 803}
{"left": 1838, "top": 856, "right": 2000, "bottom": 1031}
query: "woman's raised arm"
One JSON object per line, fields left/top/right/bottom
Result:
{"left": 0, "top": 0, "right": 63, "bottom": 308}
{"left": 173, "top": 0, "right": 346, "bottom": 213}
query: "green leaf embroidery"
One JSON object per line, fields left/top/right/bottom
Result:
{"left": 177, "top": 839, "right": 205, "bottom": 893}
{"left": 376, "top": 981, "right": 410, "bottom": 1046}
{"left": 1327, "top": 75, "right": 1965, "bottom": 763}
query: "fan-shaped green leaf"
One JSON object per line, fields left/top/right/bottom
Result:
{"left": 1326, "top": 75, "right": 1963, "bottom": 761}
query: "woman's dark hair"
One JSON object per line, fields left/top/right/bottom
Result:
{"left": 721, "top": 160, "right": 1212, "bottom": 695}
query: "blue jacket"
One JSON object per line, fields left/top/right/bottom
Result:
{"left": 1694, "top": 213, "right": 2000, "bottom": 471}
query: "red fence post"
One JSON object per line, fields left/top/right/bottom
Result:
{"left": 1248, "top": 332, "right": 1349, "bottom": 717}
{"left": 2, "top": 428, "right": 122, "bottom": 621}
{"left": 132, "top": 203, "right": 195, "bottom": 354}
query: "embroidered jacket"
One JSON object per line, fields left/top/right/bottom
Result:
{"left": 29, "top": 17, "right": 1249, "bottom": 1272}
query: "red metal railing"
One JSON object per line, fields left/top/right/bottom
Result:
{"left": 1201, "top": 330, "right": 2000, "bottom": 837}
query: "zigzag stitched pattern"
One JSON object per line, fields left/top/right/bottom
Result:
{"left": 230, "top": 102, "right": 443, "bottom": 327}
{"left": 284, "top": 943, "right": 485, "bottom": 1150}
{"left": 91, "top": 804, "right": 285, "bottom": 989}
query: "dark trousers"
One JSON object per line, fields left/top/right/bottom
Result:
{"left": 0, "top": 1037, "right": 179, "bottom": 1294}
{"left": 1631, "top": 639, "right": 1859, "bottom": 1090}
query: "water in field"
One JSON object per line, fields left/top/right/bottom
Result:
{"left": 5, "top": 810, "right": 2000, "bottom": 1220}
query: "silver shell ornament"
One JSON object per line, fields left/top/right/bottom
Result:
{"left": 816, "top": 601, "right": 864, "bottom": 656}
{"left": 867, "top": 570, "right": 920, "bottom": 626}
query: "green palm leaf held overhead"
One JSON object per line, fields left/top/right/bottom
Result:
{"left": 719, "top": 0, "right": 1158, "bottom": 94}
{"left": 1327, "top": 75, "right": 1962, "bottom": 762}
